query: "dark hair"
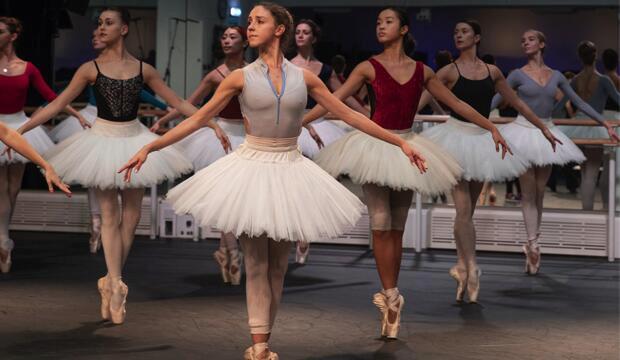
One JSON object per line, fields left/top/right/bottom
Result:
{"left": 379, "top": 7, "right": 415, "bottom": 55}
{"left": 457, "top": 19, "right": 482, "bottom": 47}
{"left": 0, "top": 16, "right": 23, "bottom": 42}
{"left": 226, "top": 25, "right": 247, "bottom": 41}
{"left": 602, "top": 48, "right": 618, "bottom": 71}
{"left": 481, "top": 54, "right": 495, "bottom": 65}
{"left": 434, "top": 50, "right": 453, "bottom": 70}
{"left": 577, "top": 41, "right": 596, "bottom": 66}
{"left": 297, "top": 19, "right": 321, "bottom": 42}
{"left": 101, "top": 7, "right": 131, "bottom": 37}
{"left": 255, "top": 2, "right": 294, "bottom": 51}
{"left": 331, "top": 54, "right": 346, "bottom": 74}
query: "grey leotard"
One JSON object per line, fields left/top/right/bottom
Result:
{"left": 491, "top": 68, "right": 605, "bottom": 124}
{"left": 554, "top": 74, "right": 620, "bottom": 115}
{"left": 238, "top": 57, "right": 307, "bottom": 138}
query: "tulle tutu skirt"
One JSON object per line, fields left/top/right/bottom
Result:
{"left": 422, "top": 117, "right": 528, "bottom": 182}
{"left": 176, "top": 118, "right": 246, "bottom": 171}
{"left": 49, "top": 104, "right": 98, "bottom": 143}
{"left": 499, "top": 115, "right": 585, "bottom": 166}
{"left": 45, "top": 118, "right": 192, "bottom": 189}
{"left": 315, "top": 129, "right": 462, "bottom": 195}
{"left": 166, "top": 135, "right": 365, "bottom": 242}
{"left": 299, "top": 118, "right": 348, "bottom": 158}
{"left": 0, "top": 111, "right": 54, "bottom": 165}
{"left": 558, "top": 112, "right": 609, "bottom": 140}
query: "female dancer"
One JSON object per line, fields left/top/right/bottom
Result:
{"left": 556, "top": 41, "right": 620, "bottom": 210}
{"left": 304, "top": 7, "right": 506, "bottom": 337}
{"left": 0, "top": 16, "right": 85, "bottom": 273}
{"left": 419, "top": 20, "right": 559, "bottom": 302}
{"left": 602, "top": 48, "right": 619, "bottom": 90}
{"left": 0, "top": 122, "right": 71, "bottom": 272}
{"left": 293, "top": 19, "right": 368, "bottom": 158}
{"left": 292, "top": 19, "right": 371, "bottom": 264}
{"left": 49, "top": 29, "right": 171, "bottom": 254}
{"left": 151, "top": 25, "right": 249, "bottom": 285}
{"left": 120, "top": 3, "right": 429, "bottom": 358}
{"left": 16, "top": 7, "right": 230, "bottom": 324}
{"left": 491, "top": 30, "right": 619, "bottom": 274}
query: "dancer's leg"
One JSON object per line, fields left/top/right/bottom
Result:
{"left": 119, "top": 188, "right": 145, "bottom": 266}
{"left": 580, "top": 147, "right": 603, "bottom": 210}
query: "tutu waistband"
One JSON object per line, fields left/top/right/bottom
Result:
{"left": 245, "top": 134, "right": 299, "bottom": 152}
{"left": 387, "top": 128, "right": 412, "bottom": 134}
{"left": 513, "top": 114, "right": 554, "bottom": 129}
{"left": 91, "top": 118, "right": 144, "bottom": 137}
{"left": 0, "top": 111, "right": 27, "bottom": 124}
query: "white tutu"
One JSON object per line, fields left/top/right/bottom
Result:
{"left": 558, "top": 112, "right": 609, "bottom": 140}
{"left": 45, "top": 118, "right": 192, "bottom": 189}
{"left": 166, "top": 135, "right": 365, "bottom": 243}
{"left": 299, "top": 118, "right": 348, "bottom": 158}
{"left": 499, "top": 115, "right": 585, "bottom": 166}
{"left": 176, "top": 118, "right": 245, "bottom": 170}
{"left": 49, "top": 104, "right": 97, "bottom": 143}
{"left": 0, "top": 111, "right": 54, "bottom": 165}
{"left": 603, "top": 110, "right": 620, "bottom": 120}
{"left": 422, "top": 118, "right": 528, "bottom": 182}
{"left": 315, "top": 130, "right": 462, "bottom": 195}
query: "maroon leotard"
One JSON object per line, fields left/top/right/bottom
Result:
{"left": 367, "top": 58, "right": 424, "bottom": 130}
{"left": 0, "top": 62, "right": 57, "bottom": 114}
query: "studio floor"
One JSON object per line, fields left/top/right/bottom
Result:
{"left": 0, "top": 232, "right": 618, "bottom": 360}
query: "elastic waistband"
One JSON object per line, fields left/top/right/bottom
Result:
{"left": 514, "top": 114, "right": 553, "bottom": 128}
{"left": 92, "top": 117, "right": 143, "bottom": 137}
{"left": 387, "top": 128, "right": 412, "bottom": 134}
{"left": 0, "top": 111, "right": 27, "bottom": 122}
{"left": 244, "top": 134, "right": 299, "bottom": 152}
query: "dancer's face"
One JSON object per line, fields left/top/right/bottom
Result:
{"left": 92, "top": 30, "right": 105, "bottom": 50}
{"left": 247, "top": 6, "right": 284, "bottom": 49}
{"left": 97, "top": 10, "right": 128, "bottom": 45}
{"left": 376, "top": 9, "right": 407, "bottom": 46}
{"left": 521, "top": 31, "right": 544, "bottom": 56}
{"left": 295, "top": 23, "right": 315, "bottom": 49}
{"left": 221, "top": 28, "right": 245, "bottom": 56}
{"left": 454, "top": 23, "right": 479, "bottom": 51}
{"left": 0, "top": 22, "right": 16, "bottom": 50}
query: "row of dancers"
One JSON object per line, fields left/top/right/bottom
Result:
{"left": 1, "top": 3, "right": 619, "bottom": 359}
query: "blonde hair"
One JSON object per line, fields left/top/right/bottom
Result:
{"left": 525, "top": 29, "right": 546, "bottom": 54}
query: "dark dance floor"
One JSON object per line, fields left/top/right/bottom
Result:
{"left": 0, "top": 232, "right": 618, "bottom": 360}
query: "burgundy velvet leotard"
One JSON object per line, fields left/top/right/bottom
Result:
{"left": 367, "top": 57, "right": 424, "bottom": 131}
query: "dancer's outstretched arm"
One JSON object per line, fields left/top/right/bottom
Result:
{"left": 120, "top": 70, "right": 244, "bottom": 181}
{"left": 304, "top": 69, "right": 427, "bottom": 173}
{"left": 0, "top": 123, "right": 71, "bottom": 195}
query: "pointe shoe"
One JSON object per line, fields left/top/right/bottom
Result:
{"left": 384, "top": 294, "right": 404, "bottom": 339}
{"left": 523, "top": 239, "right": 541, "bottom": 275}
{"left": 213, "top": 248, "right": 231, "bottom": 283}
{"left": 109, "top": 280, "right": 128, "bottom": 325}
{"left": 372, "top": 292, "right": 388, "bottom": 336}
{"left": 243, "top": 343, "right": 279, "bottom": 360}
{"left": 449, "top": 266, "right": 467, "bottom": 302}
{"left": 466, "top": 267, "right": 482, "bottom": 303}
{"left": 89, "top": 216, "right": 102, "bottom": 254}
{"left": 0, "top": 238, "right": 15, "bottom": 274}
{"left": 97, "top": 276, "right": 111, "bottom": 320}
{"left": 295, "top": 242, "right": 309, "bottom": 264}
{"left": 228, "top": 249, "right": 242, "bottom": 286}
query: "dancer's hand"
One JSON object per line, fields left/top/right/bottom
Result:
{"left": 42, "top": 165, "right": 72, "bottom": 196}
{"left": 491, "top": 129, "right": 513, "bottom": 159}
{"left": 214, "top": 125, "right": 232, "bottom": 153}
{"left": 306, "top": 124, "right": 324, "bottom": 149}
{"left": 605, "top": 122, "right": 620, "bottom": 143}
{"left": 1, "top": 145, "right": 13, "bottom": 161}
{"left": 401, "top": 142, "right": 427, "bottom": 174}
{"left": 149, "top": 121, "right": 162, "bottom": 133}
{"left": 541, "top": 128, "right": 562, "bottom": 152}
{"left": 77, "top": 114, "right": 91, "bottom": 129}
{"left": 119, "top": 147, "right": 150, "bottom": 183}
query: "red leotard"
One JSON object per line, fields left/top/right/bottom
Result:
{"left": 0, "top": 62, "right": 57, "bottom": 114}
{"left": 214, "top": 67, "right": 243, "bottom": 120}
{"left": 367, "top": 58, "right": 424, "bottom": 130}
